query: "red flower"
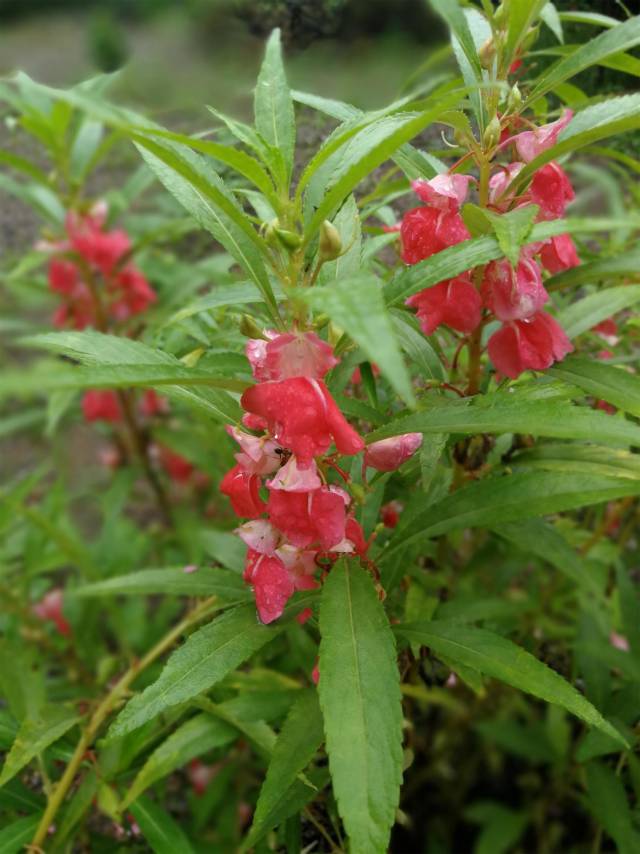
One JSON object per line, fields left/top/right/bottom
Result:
{"left": 530, "top": 162, "right": 575, "bottom": 220}
{"left": 251, "top": 554, "right": 295, "bottom": 624}
{"left": 267, "top": 486, "right": 348, "bottom": 550}
{"left": 344, "top": 517, "right": 370, "bottom": 557}
{"left": 400, "top": 207, "right": 470, "bottom": 265}
{"left": 487, "top": 312, "right": 573, "bottom": 379}
{"left": 48, "top": 258, "right": 80, "bottom": 295}
{"left": 110, "top": 267, "right": 156, "bottom": 320}
{"left": 406, "top": 277, "right": 482, "bottom": 335}
{"left": 481, "top": 255, "right": 547, "bottom": 321}
{"left": 411, "top": 174, "right": 472, "bottom": 211}
{"left": 139, "top": 389, "right": 170, "bottom": 417}
{"left": 226, "top": 425, "right": 280, "bottom": 476}
{"left": 364, "top": 433, "right": 423, "bottom": 472}
{"left": 592, "top": 318, "right": 618, "bottom": 345}
{"left": 246, "top": 330, "right": 338, "bottom": 382}
{"left": 66, "top": 211, "right": 131, "bottom": 277}
{"left": 33, "top": 589, "right": 71, "bottom": 636}
{"left": 82, "top": 390, "right": 122, "bottom": 423}
{"left": 158, "top": 446, "right": 195, "bottom": 484}
{"left": 381, "top": 500, "right": 402, "bottom": 528}
{"left": 539, "top": 234, "right": 580, "bottom": 274}
{"left": 241, "top": 378, "right": 364, "bottom": 465}
{"left": 220, "top": 464, "right": 265, "bottom": 518}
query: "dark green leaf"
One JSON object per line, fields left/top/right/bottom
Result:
{"left": 0, "top": 705, "right": 80, "bottom": 786}
{"left": 72, "top": 567, "right": 249, "bottom": 600}
{"left": 129, "top": 795, "right": 195, "bottom": 854}
{"left": 549, "top": 357, "right": 640, "bottom": 417}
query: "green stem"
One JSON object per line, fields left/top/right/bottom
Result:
{"left": 29, "top": 598, "right": 218, "bottom": 851}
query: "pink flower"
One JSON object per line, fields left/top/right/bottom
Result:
{"left": 411, "top": 174, "right": 472, "bottom": 211}
{"left": 406, "top": 277, "right": 482, "bottom": 335}
{"left": 610, "top": 631, "right": 630, "bottom": 652}
{"left": 220, "top": 464, "right": 265, "bottom": 518}
{"left": 48, "top": 258, "right": 80, "bottom": 295}
{"left": 159, "top": 447, "right": 194, "bottom": 484}
{"left": 246, "top": 331, "right": 339, "bottom": 382}
{"left": 267, "top": 486, "right": 348, "bottom": 550}
{"left": 110, "top": 267, "right": 156, "bottom": 320}
{"left": 66, "top": 211, "right": 131, "bottom": 277}
{"left": 488, "top": 312, "right": 573, "bottom": 379}
{"left": 539, "top": 234, "right": 580, "bottom": 274}
{"left": 312, "top": 661, "right": 320, "bottom": 685}
{"left": 236, "top": 519, "right": 280, "bottom": 555}
{"left": 82, "top": 390, "right": 122, "bottom": 423}
{"left": 511, "top": 110, "right": 573, "bottom": 163}
{"left": 251, "top": 554, "right": 295, "bottom": 623}
{"left": 241, "top": 378, "right": 364, "bottom": 465}
{"left": 400, "top": 207, "right": 470, "bottom": 265}
{"left": 267, "top": 456, "right": 322, "bottom": 492}
{"left": 344, "top": 517, "right": 370, "bottom": 557}
{"left": 364, "top": 433, "right": 423, "bottom": 472}
{"left": 592, "top": 318, "right": 618, "bottom": 346}
{"left": 139, "top": 389, "right": 170, "bottom": 417}
{"left": 481, "top": 255, "right": 548, "bottom": 321}
{"left": 488, "top": 163, "right": 525, "bottom": 210}
{"left": 33, "top": 589, "right": 71, "bottom": 636}
{"left": 226, "top": 425, "right": 280, "bottom": 476}
{"left": 276, "top": 543, "right": 319, "bottom": 588}
{"left": 188, "top": 760, "right": 220, "bottom": 796}
{"left": 530, "top": 162, "right": 575, "bottom": 220}
{"left": 381, "top": 500, "right": 402, "bottom": 528}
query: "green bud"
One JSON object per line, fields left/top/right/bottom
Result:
{"left": 522, "top": 24, "right": 540, "bottom": 51}
{"left": 263, "top": 217, "right": 280, "bottom": 245}
{"left": 314, "top": 313, "right": 330, "bottom": 330}
{"left": 493, "top": 1, "right": 508, "bottom": 27}
{"left": 507, "top": 84, "right": 522, "bottom": 112}
{"left": 239, "top": 314, "right": 265, "bottom": 339}
{"left": 483, "top": 116, "right": 502, "bottom": 150}
{"left": 319, "top": 219, "right": 343, "bottom": 260}
{"left": 274, "top": 227, "right": 303, "bottom": 251}
{"left": 479, "top": 37, "right": 496, "bottom": 71}
{"left": 328, "top": 321, "right": 343, "bottom": 349}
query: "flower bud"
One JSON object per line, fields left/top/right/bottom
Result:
{"left": 479, "top": 38, "right": 496, "bottom": 70}
{"left": 507, "top": 84, "right": 522, "bottom": 113}
{"left": 483, "top": 116, "right": 502, "bottom": 150}
{"left": 364, "top": 433, "right": 423, "bottom": 472}
{"left": 319, "top": 220, "right": 343, "bottom": 260}
{"left": 239, "top": 314, "right": 265, "bottom": 339}
{"left": 493, "top": 1, "right": 508, "bottom": 27}
{"left": 263, "top": 218, "right": 280, "bottom": 244}
{"left": 274, "top": 227, "right": 302, "bottom": 251}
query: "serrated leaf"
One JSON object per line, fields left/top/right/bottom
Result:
{"left": 483, "top": 205, "right": 539, "bottom": 267}
{"left": 306, "top": 273, "right": 415, "bottom": 406}
{"left": 122, "top": 713, "right": 236, "bottom": 808}
{"left": 549, "top": 357, "right": 640, "bottom": 417}
{"left": 366, "top": 393, "right": 640, "bottom": 447}
{"left": 548, "top": 246, "right": 640, "bottom": 292}
{"left": 511, "top": 443, "right": 640, "bottom": 481}
{"left": 107, "top": 599, "right": 313, "bottom": 740}
{"left": 254, "top": 29, "right": 296, "bottom": 185}
{"left": 556, "top": 285, "right": 640, "bottom": 339}
{"left": 246, "top": 689, "right": 324, "bottom": 846}
{"left": 586, "top": 762, "right": 640, "bottom": 854}
{"left": 129, "top": 795, "right": 195, "bottom": 854}
{"left": 0, "top": 814, "right": 42, "bottom": 854}
{"left": 318, "top": 561, "right": 403, "bottom": 854}
{"left": 395, "top": 621, "right": 625, "bottom": 744}
{"left": 0, "top": 705, "right": 80, "bottom": 786}
{"left": 72, "top": 567, "right": 250, "bottom": 600}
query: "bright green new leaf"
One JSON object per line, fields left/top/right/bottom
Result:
{"left": 395, "top": 622, "right": 625, "bottom": 745}
{"left": 318, "top": 561, "right": 403, "bottom": 854}
{"left": 254, "top": 29, "right": 296, "bottom": 186}
{"left": 0, "top": 815, "right": 42, "bottom": 854}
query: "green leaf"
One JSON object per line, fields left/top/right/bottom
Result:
{"left": 366, "top": 393, "right": 640, "bottom": 447}
{"left": 305, "top": 273, "right": 415, "bottom": 406}
{"left": 430, "top": 0, "right": 483, "bottom": 122}
{"left": 548, "top": 246, "right": 640, "bottom": 292}
{"left": 586, "top": 762, "right": 640, "bottom": 854}
{"left": 390, "top": 311, "right": 446, "bottom": 381}
{"left": 122, "top": 713, "right": 236, "bottom": 808}
{"left": 0, "top": 642, "right": 45, "bottom": 721}
{"left": 616, "top": 564, "right": 640, "bottom": 658}
{"left": 247, "top": 689, "right": 324, "bottom": 846}
{"left": 556, "top": 285, "right": 640, "bottom": 339}
{"left": 305, "top": 99, "right": 462, "bottom": 240}
{"left": 254, "top": 29, "right": 296, "bottom": 185}
{"left": 541, "top": 2, "right": 564, "bottom": 43}
{"left": 493, "top": 519, "right": 600, "bottom": 594}
{"left": 527, "top": 17, "right": 640, "bottom": 103}
{"left": 200, "top": 529, "right": 247, "bottom": 573}
{"left": 133, "top": 139, "right": 277, "bottom": 318}
{"left": 129, "top": 795, "right": 195, "bottom": 854}
{"left": 382, "top": 471, "right": 640, "bottom": 562}
{"left": 511, "top": 443, "right": 640, "bottom": 481}
{"left": 164, "top": 281, "right": 275, "bottom": 326}
{"left": 483, "top": 205, "right": 539, "bottom": 267}
{"left": 72, "top": 567, "right": 250, "bottom": 600}
{"left": 318, "top": 561, "right": 403, "bottom": 854}
{"left": 548, "top": 357, "right": 640, "bottom": 417}
{"left": 505, "top": 0, "right": 549, "bottom": 60}
{"left": 395, "top": 621, "right": 625, "bottom": 744}
{"left": 0, "top": 705, "right": 80, "bottom": 786}
{"left": 107, "top": 599, "right": 312, "bottom": 740}
{"left": 0, "top": 814, "right": 42, "bottom": 854}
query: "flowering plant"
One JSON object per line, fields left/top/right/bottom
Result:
{"left": 2, "top": 4, "right": 640, "bottom": 852}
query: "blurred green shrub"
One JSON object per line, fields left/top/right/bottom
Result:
{"left": 88, "top": 10, "right": 128, "bottom": 72}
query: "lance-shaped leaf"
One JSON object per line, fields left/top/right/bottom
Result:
{"left": 73, "top": 567, "right": 250, "bottom": 601}
{"left": 548, "top": 357, "right": 640, "bottom": 418}
{"left": 129, "top": 795, "right": 195, "bottom": 854}
{"left": 0, "top": 705, "right": 80, "bottom": 786}
{"left": 254, "top": 28, "right": 295, "bottom": 186}
{"left": 511, "top": 443, "right": 640, "bottom": 481}
{"left": 246, "top": 689, "right": 324, "bottom": 846}
{"left": 556, "top": 285, "right": 640, "bottom": 339}
{"left": 318, "top": 561, "right": 403, "bottom": 854}
{"left": 305, "top": 273, "right": 415, "bottom": 406}
{"left": 0, "top": 815, "right": 42, "bottom": 854}
{"left": 108, "top": 597, "right": 315, "bottom": 740}
{"left": 395, "top": 621, "right": 625, "bottom": 745}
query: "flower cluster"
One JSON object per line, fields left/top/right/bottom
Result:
{"left": 45, "top": 203, "right": 156, "bottom": 330}
{"left": 401, "top": 112, "right": 578, "bottom": 379}
{"left": 220, "top": 331, "right": 422, "bottom": 623}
